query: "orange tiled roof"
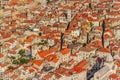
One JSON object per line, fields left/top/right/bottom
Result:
{"left": 55, "top": 68, "right": 68, "bottom": 75}
{"left": 112, "top": 46, "right": 119, "bottom": 51}
{"left": 8, "top": 0, "right": 18, "bottom": 6}
{"left": 5, "top": 38, "right": 15, "bottom": 43}
{"left": 4, "top": 69, "right": 14, "bottom": 75}
{"left": 8, "top": 50, "right": 16, "bottom": 54}
{"left": 0, "top": 32, "right": 11, "bottom": 38}
{"left": 0, "top": 63, "right": 7, "bottom": 67}
{"left": 70, "top": 54, "right": 77, "bottom": 57}
{"left": 69, "top": 59, "right": 75, "bottom": 64}
{"left": 23, "top": 67, "right": 28, "bottom": 71}
{"left": 10, "top": 74, "right": 18, "bottom": 79}
{"left": 41, "top": 74, "right": 52, "bottom": 80}
{"left": 60, "top": 48, "right": 70, "bottom": 55}
{"left": 32, "top": 60, "right": 42, "bottom": 66}
{"left": 116, "top": 70, "right": 120, "bottom": 72}
{"left": 69, "top": 60, "right": 87, "bottom": 74}
{"left": 104, "top": 34, "right": 111, "bottom": 40}
{"left": 96, "top": 27, "right": 102, "bottom": 31}
{"left": 109, "top": 73, "right": 119, "bottom": 79}
{"left": 0, "top": 54, "right": 4, "bottom": 58}
{"left": 44, "top": 54, "right": 56, "bottom": 61}
{"left": 5, "top": 20, "right": 10, "bottom": 24}
{"left": 39, "top": 36, "right": 48, "bottom": 39}
{"left": 60, "top": 13, "right": 66, "bottom": 17}
{"left": 11, "top": 21, "right": 17, "bottom": 27}
{"left": 52, "top": 57, "right": 59, "bottom": 63}
{"left": 70, "top": 67, "right": 86, "bottom": 74}
{"left": 24, "top": 20, "right": 36, "bottom": 23}
{"left": 55, "top": 73, "right": 62, "bottom": 79}
{"left": 29, "top": 68, "right": 35, "bottom": 73}
{"left": 44, "top": 54, "right": 59, "bottom": 63}
{"left": 38, "top": 49, "right": 53, "bottom": 58}
{"left": 92, "top": 40, "right": 103, "bottom": 48}
{"left": 98, "top": 48, "right": 110, "bottom": 53}
{"left": 115, "top": 61, "right": 120, "bottom": 67}
{"left": 26, "top": 0, "right": 34, "bottom": 4}
{"left": 25, "top": 37, "right": 33, "bottom": 43}
{"left": 76, "top": 60, "right": 88, "bottom": 68}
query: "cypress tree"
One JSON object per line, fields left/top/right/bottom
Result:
{"left": 101, "top": 20, "right": 105, "bottom": 48}
{"left": 66, "top": 22, "right": 70, "bottom": 30}
{"left": 86, "top": 32, "right": 89, "bottom": 44}
{"left": 89, "top": 3, "right": 92, "bottom": 9}
{"left": 60, "top": 32, "right": 64, "bottom": 50}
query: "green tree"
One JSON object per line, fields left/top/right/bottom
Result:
{"left": 12, "top": 60, "right": 20, "bottom": 64}
{"left": 90, "top": 22, "right": 94, "bottom": 28}
{"left": 38, "top": 40, "right": 48, "bottom": 46}
{"left": 0, "top": 43, "right": 2, "bottom": 46}
{"left": 10, "top": 56, "right": 15, "bottom": 59}
{"left": 44, "top": 40, "right": 48, "bottom": 44}
{"left": 47, "top": 0, "right": 50, "bottom": 3}
{"left": 8, "top": 66, "right": 14, "bottom": 70}
{"left": 18, "top": 57, "right": 29, "bottom": 64}
{"left": 18, "top": 49, "right": 25, "bottom": 56}
{"left": 72, "top": 40, "right": 76, "bottom": 44}
{"left": 82, "top": 43, "right": 86, "bottom": 47}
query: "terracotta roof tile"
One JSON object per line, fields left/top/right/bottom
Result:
{"left": 25, "top": 37, "right": 33, "bottom": 43}
{"left": 41, "top": 74, "right": 52, "bottom": 80}
{"left": 60, "top": 48, "right": 70, "bottom": 55}
{"left": 0, "top": 63, "right": 7, "bottom": 67}
{"left": 32, "top": 60, "right": 42, "bottom": 66}
{"left": 38, "top": 49, "right": 53, "bottom": 58}
{"left": 98, "top": 48, "right": 110, "bottom": 53}
{"left": 5, "top": 38, "right": 15, "bottom": 43}
{"left": 29, "top": 68, "right": 35, "bottom": 73}
{"left": 0, "top": 54, "right": 4, "bottom": 58}
{"left": 116, "top": 70, "right": 120, "bottom": 72}
{"left": 109, "top": 73, "right": 119, "bottom": 79}
{"left": 4, "top": 69, "right": 14, "bottom": 75}
{"left": 76, "top": 60, "right": 88, "bottom": 68}
{"left": 70, "top": 67, "right": 85, "bottom": 74}
{"left": 10, "top": 74, "right": 18, "bottom": 79}
{"left": 55, "top": 73, "right": 62, "bottom": 79}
